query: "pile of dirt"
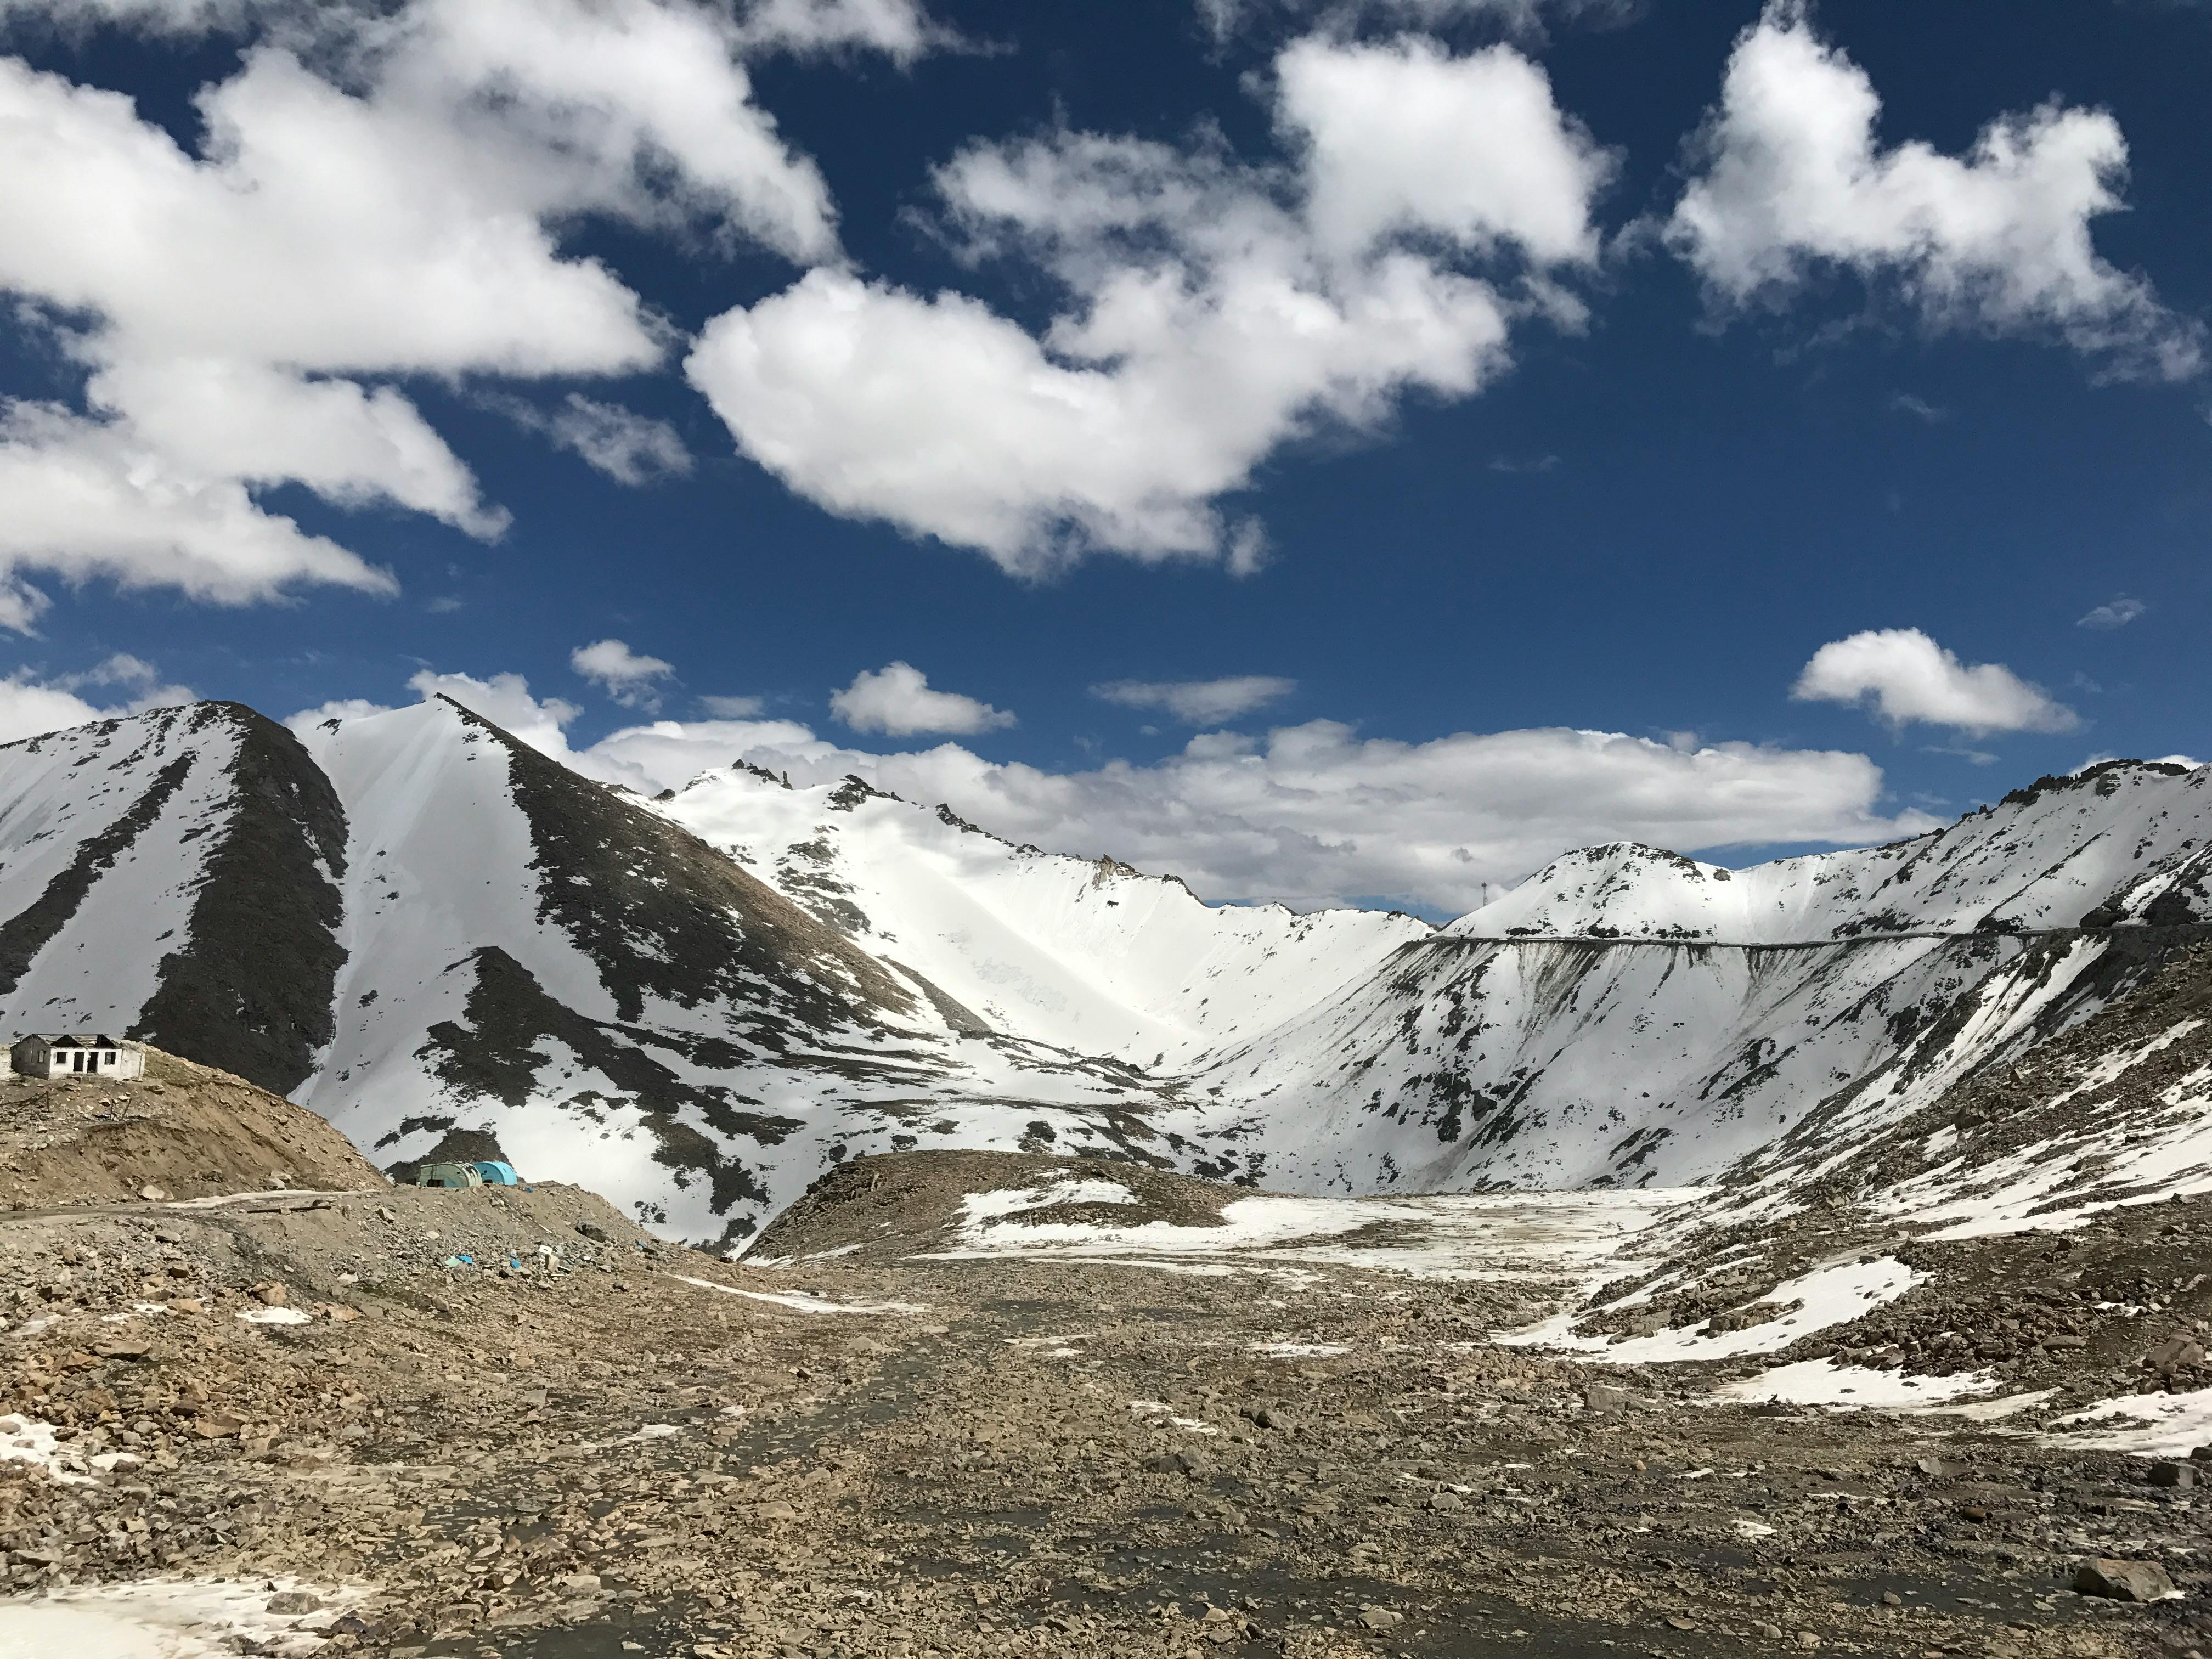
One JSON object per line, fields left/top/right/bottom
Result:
{"left": 0, "top": 1046, "right": 382, "bottom": 1210}
{"left": 748, "top": 1148, "right": 1241, "bottom": 1260}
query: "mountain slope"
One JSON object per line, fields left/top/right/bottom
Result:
{"left": 0, "top": 703, "right": 346, "bottom": 1091}
{"left": 289, "top": 699, "right": 1205, "bottom": 1244}
{"left": 1169, "top": 761, "right": 2212, "bottom": 1195}
{"left": 0, "top": 699, "right": 2204, "bottom": 1250}
{"left": 650, "top": 764, "right": 1430, "bottom": 1068}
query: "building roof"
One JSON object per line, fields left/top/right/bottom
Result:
{"left": 16, "top": 1034, "right": 125, "bottom": 1047}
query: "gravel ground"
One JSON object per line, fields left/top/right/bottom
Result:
{"left": 1, "top": 1150, "right": 2209, "bottom": 1658}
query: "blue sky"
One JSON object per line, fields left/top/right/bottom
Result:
{"left": 0, "top": 0, "right": 2206, "bottom": 916}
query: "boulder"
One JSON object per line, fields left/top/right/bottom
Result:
{"left": 2072, "top": 1558, "right": 2175, "bottom": 1602}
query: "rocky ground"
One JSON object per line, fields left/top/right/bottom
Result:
{"left": 2, "top": 1144, "right": 2211, "bottom": 1658}
{"left": 0, "top": 1051, "right": 383, "bottom": 1211}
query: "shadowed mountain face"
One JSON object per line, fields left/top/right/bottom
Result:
{"left": 0, "top": 699, "right": 2205, "bottom": 1245}
{"left": 0, "top": 703, "right": 347, "bottom": 1094}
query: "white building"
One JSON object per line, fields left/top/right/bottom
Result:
{"left": 10, "top": 1034, "right": 146, "bottom": 1080}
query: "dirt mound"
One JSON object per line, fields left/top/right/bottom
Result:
{"left": 0, "top": 1046, "right": 382, "bottom": 1210}
{"left": 747, "top": 1148, "right": 1243, "bottom": 1260}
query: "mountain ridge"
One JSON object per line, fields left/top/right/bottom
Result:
{"left": 0, "top": 695, "right": 2202, "bottom": 1245}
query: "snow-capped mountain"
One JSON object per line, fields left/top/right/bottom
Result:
{"left": 0, "top": 697, "right": 2203, "bottom": 1245}
{"left": 652, "top": 764, "right": 1429, "bottom": 1069}
{"left": 1163, "top": 762, "right": 2212, "bottom": 1194}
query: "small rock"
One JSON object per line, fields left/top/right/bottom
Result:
{"left": 168, "top": 1297, "right": 205, "bottom": 1316}
{"left": 137, "top": 1184, "right": 168, "bottom": 1202}
{"left": 1357, "top": 1607, "right": 1402, "bottom": 1631}
{"left": 253, "top": 1282, "right": 287, "bottom": 1308}
{"left": 267, "top": 1591, "right": 323, "bottom": 1615}
{"left": 1585, "top": 1382, "right": 1630, "bottom": 1415}
{"left": 2144, "top": 1336, "right": 2205, "bottom": 1372}
{"left": 1428, "top": 1491, "right": 1464, "bottom": 1513}
{"left": 2148, "top": 1460, "right": 2196, "bottom": 1488}
{"left": 575, "top": 1221, "right": 608, "bottom": 1242}
{"left": 2072, "top": 1557, "right": 2175, "bottom": 1602}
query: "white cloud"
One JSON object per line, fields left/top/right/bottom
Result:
{"left": 1667, "top": 2, "right": 2202, "bottom": 379}
{"left": 487, "top": 393, "right": 693, "bottom": 487}
{"left": 2, "top": 0, "right": 948, "bottom": 57}
{"left": 284, "top": 696, "right": 394, "bottom": 731}
{"left": 584, "top": 714, "right": 819, "bottom": 791}
{"left": 2078, "top": 595, "right": 2146, "bottom": 630}
{"left": 698, "top": 693, "right": 766, "bottom": 718}
{"left": 571, "top": 637, "right": 676, "bottom": 710}
{"left": 0, "top": 0, "right": 894, "bottom": 624}
{"left": 830, "top": 662, "right": 1015, "bottom": 736}
{"left": 0, "top": 400, "right": 396, "bottom": 629}
{"left": 1791, "top": 627, "right": 2080, "bottom": 736}
{"left": 285, "top": 669, "right": 586, "bottom": 764}
{"left": 297, "top": 661, "right": 1941, "bottom": 912}
{"left": 586, "top": 712, "right": 1935, "bottom": 912}
{"left": 1282, "top": 36, "right": 1608, "bottom": 266}
{"left": 0, "top": 674, "right": 110, "bottom": 745}
{"left": 401, "top": 669, "right": 585, "bottom": 763}
{"left": 1194, "top": 0, "right": 1638, "bottom": 46}
{"left": 0, "top": 657, "right": 195, "bottom": 745}
{"left": 1092, "top": 675, "right": 1296, "bottom": 725}
{"left": 686, "top": 33, "right": 1609, "bottom": 575}
{"left": 730, "top": 0, "right": 950, "bottom": 61}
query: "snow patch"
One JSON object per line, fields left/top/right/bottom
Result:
{"left": 0, "top": 1414, "right": 91, "bottom": 1485}
{"left": 1504, "top": 1255, "right": 1921, "bottom": 1363}
{"left": 1711, "top": 1359, "right": 1997, "bottom": 1409}
{"left": 0, "top": 1575, "right": 362, "bottom": 1658}
{"left": 669, "top": 1274, "right": 927, "bottom": 1316}
{"left": 2047, "top": 1387, "right": 2212, "bottom": 1457}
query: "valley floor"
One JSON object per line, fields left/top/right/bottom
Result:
{"left": 2, "top": 1153, "right": 2209, "bottom": 1659}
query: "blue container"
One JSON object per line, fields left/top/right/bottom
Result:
{"left": 473, "top": 1160, "right": 522, "bottom": 1186}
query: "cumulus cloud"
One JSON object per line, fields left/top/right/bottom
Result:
{"left": 2078, "top": 595, "right": 2147, "bottom": 630}
{"left": 1092, "top": 675, "right": 1295, "bottom": 725}
{"left": 1194, "top": 0, "right": 1639, "bottom": 45}
{"left": 830, "top": 662, "right": 1015, "bottom": 736}
{"left": 729, "top": 0, "right": 951, "bottom": 60}
{"left": 698, "top": 694, "right": 767, "bottom": 719}
{"left": 686, "top": 33, "right": 1610, "bottom": 576}
{"left": 1, "top": 0, "right": 946, "bottom": 55}
{"left": 0, "top": 655, "right": 195, "bottom": 745}
{"left": 585, "top": 714, "right": 1934, "bottom": 912}
{"left": 489, "top": 394, "right": 692, "bottom": 487}
{"left": 571, "top": 638, "right": 676, "bottom": 710}
{"left": 295, "top": 662, "right": 1940, "bottom": 911}
{"left": 287, "top": 668, "right": 591, "bottom": 765}
{"left": 1792, "top": 628, "right": 2080, "bottom": 736}
{"left": 1668, "top": 2, "right": 2202, "bottom": 380}
{"left": 0, "top": 0, "right": 918, "bottom": 624}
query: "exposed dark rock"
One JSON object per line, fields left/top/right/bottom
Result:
{"left": 133, "top": 704, "right": 349, "bottom": 1094}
